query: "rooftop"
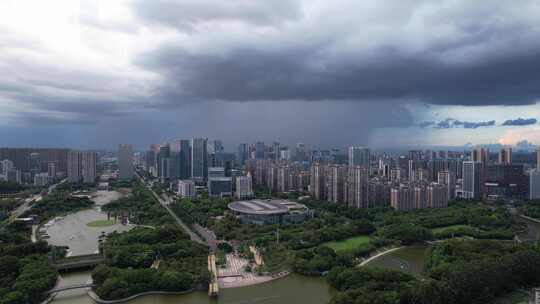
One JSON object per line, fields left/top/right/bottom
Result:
{"left": 228, "top": 199, "right": 291, "bottom": 215}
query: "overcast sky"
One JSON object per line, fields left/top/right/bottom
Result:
{"left": 1, "top": 0, "right": 540, "bottom": 150}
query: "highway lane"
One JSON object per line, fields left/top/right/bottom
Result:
{"left": 7, "top": 179, "right": 66, "bottom": 224}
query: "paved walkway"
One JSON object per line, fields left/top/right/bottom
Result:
{"left": 359, "top": 246, "right": 404, "bottom": 266}
{"left": 218, "top": 254, "right": 276, "bottom": 288}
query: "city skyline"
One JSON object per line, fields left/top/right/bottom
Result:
{"left": 1, "top": 1, "right": 540, "bottom": 149}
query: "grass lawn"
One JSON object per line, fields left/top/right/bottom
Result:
{"left": 431, "top": 224, "right": 474, "bottom": 234}
{"left": 87, "top": 219, "right": 116, "bottom": 227}
{"left": 322, "top": 235, "right": 370, "bottom": 252}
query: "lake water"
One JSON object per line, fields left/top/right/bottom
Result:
{"left": 51, "top": 272, "right": 335, "bottom": 304}
{"left": 45, "top": 190, "right": 132, "bottom": 255}
{"left": 364, "top": 246, "right": 429, "bottom": 275}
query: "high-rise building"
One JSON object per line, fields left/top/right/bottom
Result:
{"left": 157, "top": 144, "right": 171, "bottom": 180}
{"left": 0, "top": 159, "right": 14, "bottom": 176}
{"left": 191, "top": 138, "right": 208, "bottom": 184}
{"left": 34, "top": 173, "right": 52, "bottom": 186}
{"left": 390, "top": 168, "right": 401, "bottom": 181}
{"left": 47, "top": 162, "right": 56, "bottom": 179}
{"left": 297, "top": 170, "right": 310, "bottom": 192}
{"left": 347, "top": 166, "right": 369, "bottom": 208}
{"left": 29, "top": 152, "right": 40, "bottom": 174}
{"left": 255, "top": 142, "right": 266, "bottom": 159}
{"left": 178, "top": 140, "right": 191, "bottom": 179}
{"left": 438, "top": 170, "right": 456, "bottom": 200}
{"left": 276, "top": 165, "right": 290, "bottom": 193}
{"left": 447, "top": 158, "right": 463, "bottom": 179}
{"left": 408, "top": 159, "right": 426, "bottom": 181}
{"left": 81, "top": 151, "right": 97, "bottom": 184}
{"left": 484, "top": 164, "right": 527, "bottom": 199}
{"left": 429, "top": 159, "right": 448, "bottom": 181}
{"left": 211, "top": 140, "right": 224, "bottom": 154}
{"left": 427, "top": 184, "right": 449, "bottom": 208}
{"left": 280, "top": 149, "right": 291, "bottom": 161}
{"left": 144, "top": 150, "right": 157, "bottom": 177}
{"left": 326, "top": 165, "right": 347, "bottom": 203}
{"left": 414, "top": 186, "right": 427, "bottom": 209}
{"left": 498, "top": 147, "right": 512, "bottom": 164}
{"left": 237, "top": 143, "right": 249, "bottom": 166}
{"left": 295, "top": 143, "right": 307, "bottom": 162}
{"left": 408, "top": 150, "right": 423, "bottom": 161}
{"left": 530, "top": 170, "right": 540, "bottom": 200}
{"left": 266, "top": 165, "right": 278, "bottom": 192}
{"left": 236, "top": 175, "right": 253, "bottom": 199}
{"left": 348, "top": 146, "right": 370, "bottom": 167}
{"left": 68, "top": 150, "right": 97, "bottom": 184}
{"left": 118, "top": 144, "right": 134, "bottom": 180}
{"left": 472, "top": 147, "right": 489, "bottom": 163}
{"left": 272, "top": 142, "right": 281, "bottom": 161}
{"left": 537, "top": 147, "right": 540, "bottom": 171}
{"left": 5, "top": 170, "right": 21, "bottom": 184}
{"left": 391, "top": 186, "right": 414, "bottom": 211}
{"left": 472, "top": 147, "right": 489, "bottom": 196}
{"left": 67, "top": 151, "right": 81, "bottom": 183}
{"left": 368, "top": 180, "right": 392, "bottom": 207}
{"left": 310, "top": 163, "right": 326, "bottom": 201}
{"left": 462, "top": 161, "right": 482, "bottom": 199}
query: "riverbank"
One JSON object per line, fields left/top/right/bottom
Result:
{"left": 220, "top": 271, "right": 291, "bottom": 289}
{"left": 87, "top": 289, "right": 194, "bottom": 304}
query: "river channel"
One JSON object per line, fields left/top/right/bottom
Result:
{"left": 51, "top": 272, "right": 335, "bottom": 304}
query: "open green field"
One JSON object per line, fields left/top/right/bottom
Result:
{"left": 87, "top": 219, "right": 116, "bottom": 227}
{"left": 431, "top": 224, "right": 474, "bottom": 234}
{"left": 322, "top": 235, "right": 370, "bottom": 252}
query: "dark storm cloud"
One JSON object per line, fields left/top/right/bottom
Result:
{"left": 138, "top": 45, "right": 540, "bottom": 107}
{"left": 501, "top": 117, "right": 537, "bottom": 126}
{"left": 455, "top": 120, "right": 496, "bottom": 129}
{"left": 132, "top": 0, "right": 540, "bottom": 107}
{"left": 3, "top": 0, "right": 540, "bottom": 149}
{"left": 420, "top": 118, "right": 496, "bottom": 129}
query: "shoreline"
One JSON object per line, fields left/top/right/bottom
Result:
{"left": 87, "top": 289, "right": 194, "bottom": 304}
{"left": 220, "top": 271, "right": 291, "bottom": 289}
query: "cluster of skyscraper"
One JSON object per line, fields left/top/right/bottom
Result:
{"left": 140, "top": 138, "right": 245, "bottom": 198}
{"left": 3, "top": 141, "right": 540, "bottom": 209}
{"left": 0, "top": 148, "right": 68, "bottom": 186}
{"left": 241, "top": 144, "right": 540, "bottom": 210}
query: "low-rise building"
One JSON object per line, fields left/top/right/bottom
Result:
{"left": 235, "top": 175, "right": 253, "bottom": 199}
{"left": 228, "top": 199, "right": 310, "bottom": 225}
{"left": 208, "top": 177, "right": 232, "bottom": 198}
{"left": 178, "top": 180, "right": 196, "bottom": 199}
